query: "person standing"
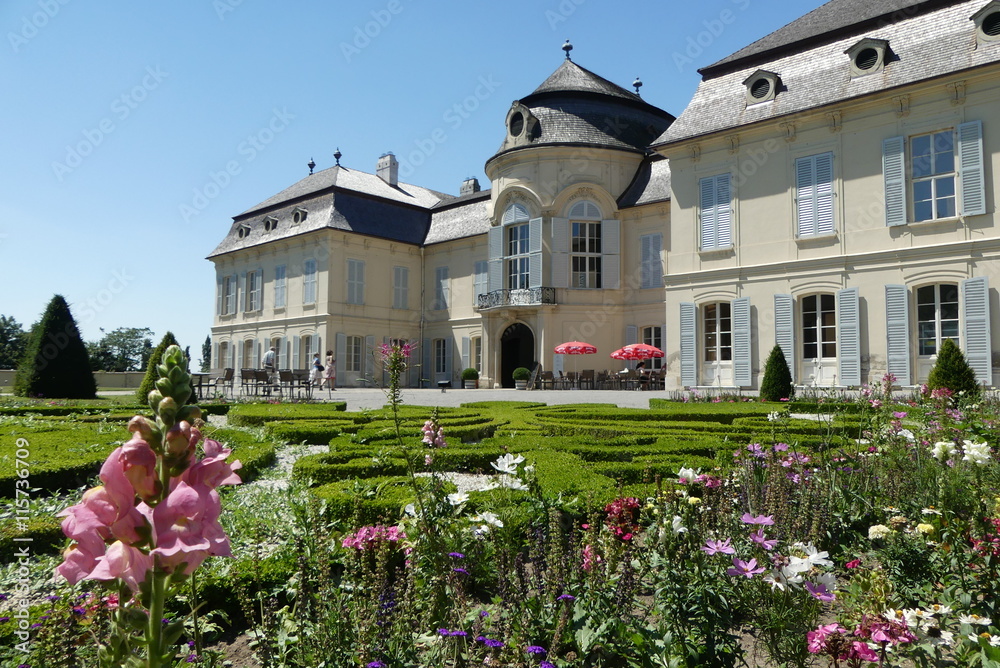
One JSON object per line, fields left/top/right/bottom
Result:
{"left": 323, "top": 349, "right": 336, "bottom": 391}
{"left": 262, "top": 346, "right": 277, "bottom": 393}
{"left": 311, "top": 352, "right": 324, "bottom": 387}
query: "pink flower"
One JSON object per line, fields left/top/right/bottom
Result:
{"left": 177, "top": 439, "right": 242, "bottom": 490}
{"left": 807, "top": 623, "right": 847, "bottom": 654}
{"left": 845, "top": 558, "right": 861, "bottom": 569}
{"left": 805, "top": 581, "right": 836, "bottom": 601}
{"left": 582, "top": 544, "right": 602, "bottom": 572}
{"left": 120, "top": 437, "right": 159, "bottom": 501}
{"left": 741, "top": 513, "right": 775, "bottom": 525}
{"left": 701, "top": 538, "right": 735, "bottom": 555}
{"left": 87, "top": 540, "right": 154, "bottom": 593}
{"left": 849, "top": 642, "right": 879, "bottom": 662}
{"left": 145, "top": 481, "right": 231, "bottom": 575}
{"left": 749, "top": 528, "right": 778, "bottom": 551}
{"left": 55, "top": 534, "right": 105, "bottom": 585}
{"left": 727, "top": 557, "right": 765, "bottom": 578}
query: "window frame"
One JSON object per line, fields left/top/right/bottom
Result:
{"left": 909, "top": 129, "right": 957, "bottom": 223}
{"left": 393, "top": 266, "right": 408, "bottom": 310}
{"left": 916, "top": 283, "right": 960, "bottom": 356}
{"left": 641, "top": 325, "right": 663, "bottom": 369}
{"left": 570, "top": 220, "right": 602, "bottom": 289}
{"left": 274, "top": 265, "right": 286, "bottom": 309}
{"left": 303, "top": 259, "right": 317, "bottom": 305}
{"left": 245, "top": 269, "right": 263, "bottom": 312}
{"left": 471, "top": 336, "right": 482, "bottom": 372}
{"left": 801, "top": 293, "right": 837, "bottom": 360}
{"left": 434, "top": 338, "right": 448, "bottom": 374}
{"left": 223, "top": 275, "right": 237, "bottom": 315}
{"left": 702, "top": 302, "right": 733, "bottom": 363}
{"left": 505, "top": 224, "right": 530, "bottom": 290}
{"left": 347, "top": 258, "right": 365, "bottom": 305}
{"left": 345, "top": 335, "right": 363, "bottom": 373}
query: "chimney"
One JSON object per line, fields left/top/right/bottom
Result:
{"left": 377, "top": 152, "right": 399, "bottom": 186}
{"left": 460, "top": 176, "right": 481, "bottom": 195}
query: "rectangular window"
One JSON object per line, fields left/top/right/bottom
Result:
{"left": 473, "top": 260, "right": 488, "bottom": 304}
{"left": 699, "top": 173, "right": 732, "bottom": 250}
{"left": 703, "top": 302, "right": 732, "bottom": 362}
{"left": 393, "top": 266, "right": 408, "bottom": 309}
{"left": 223, "top": 275, "right": 237, "bottom": 315}
{"left": 303, "top": 259, "right": 317, "bottom": 304}
{"left": 219, "top": 342, "right": 229, "bottom": 369}
{"left": 435, "top": 266, "right": 449, "bottom": 309}
{"left": 571, "top": 221, "right": 602, "bottom": 288}
{"left": 434, "top": 338, "right": 448, "bottom": 374}
{"left": 796, "top": 153, "right": 834, "bottom": 237}
{"left": 299, "top": 335, "right": 313, "bottom": 369}
{"left": 347, "top": 259, "right": 365, "bottom": 305}
{"left": 274, "top": 265, "right": 286, "bottom": 308}
{"left": 639, "top": 234, "right": 663, "bottom": 289}
{"left": 911, "top": 130, "right": 956, "bottom": 222}
{"left": 506, "top": 224, "right": 530, "bottom": 290}
{"left": 245, "top": 270, "right": 262, "bottom": 312}
{"left": 802, "top": 294, "right": 837, "bottom": 359}
{"left": 472, "top": 336, "right": 482, "bottom": 372}
{"left": 345, "top": 335, "right": 362, "bottom": 373}
{"left": 917, "top": 283, "right": 960, "bottom": 355}
{"left": 641, "top": 326, "right": 663, "bottom": 369}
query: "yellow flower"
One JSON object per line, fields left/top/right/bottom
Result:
{"left": 916, "top": 523, "right": 935, "bottom": 535}
{"left": 687, "top": 496, "right": 702, "bottom": 506}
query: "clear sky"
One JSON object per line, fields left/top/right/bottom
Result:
{"left": 1, "top": 0, "right": 818, "bottom": 366}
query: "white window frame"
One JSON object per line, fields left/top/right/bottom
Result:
{"left": 347, "top": 259, "right": 365, "bottom": 305}
{"left": 434, "top": 338, "right": 448, "bottom": 374}
{"left": 245, "top": 269, "right": 263, "bottom": 312}
{"left": 303, "top": 259, "right": 317, "bottom": 305}
{"left": 802, "top": 293, "right": 837, "bottom": 361}
{"left": 471, "top": 336, "right": 482, "bottom": 372}
{"left": 393, "top": 266, "right": 408, "bottom": 309}
{"left": 345, "top": 335, "right": 363, "bottom": 373}
{"left": 223, "top": 275, "right": 237, "bottom": 315}
{"left": 703, "top": 302, "right": 732, "bottom": 363}
{"left": 910, "top": 129, "right": 957, "bottom": 223}
{"left": 506, "top": 225, "right": 530, "bottom": 290}
{"left": 570, "top": 221, "right": 602, "bottom": 289}
{"left": 698, "top": 173, "right": 732, "bottom": 251}
{"left": 916, "top": 283, "right": 960, "bottom": 356}
{"left": 435, "top": 266, "right": 450, "bottom": 310}
{"left": 274, "top": 265, "right": 286, "bottom": 309}
{"left": 641, "top": 325, "right": 663, "bottom": 370}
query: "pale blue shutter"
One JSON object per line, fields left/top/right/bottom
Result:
{"left": 239, "top": 271, "right": 247, "bottom": 312}
{"left": 774, "top": 294, "right": 795, "bottom": 381}
{"left": 335, "top": 333, "right": 346, "bottom": 384}
{"left": 837, "top": 288, "right": 861, "bottom": 386}
{"left": 487, "top": 226, "right": 503, "bottom": 293}
{"left": 961, "top": 276, "right": 991, "bottom": 385}
{"left": 252, "top": 340, "right": 260, "bottom": 368}
{"left": 884, "top": 285, "right": 911, "bottom": 386}
{"left": 216, "top": 277, "right": 223, "bottom": 315}
{"left": 626, "top": 324, "right": 638, "bottom": 345}
{"left": 462, "top": 336, "right": 470, "bottom": 370}
{"left": 815, "top": 153, "right": 834, "bottom": 235}
{"left": 473, "top": 261, "right": 487, "bottom": 304}
{"left": 365, "top": 335, "right": 375, "bottom": 380}
{"left": 228, "top": 343, "right": 235, "bottom": 369}
{"left": 292, "top": 336, "right": 300, "bottom": 370}
{"left": 732, "top": 297, "right": 751, "bottom": 387}
{"left": 958, "top": 120, "right": 985, "bottom": 216}
{"left": 680, "top": 303, "right": 697, "bottom": 387}
{"left": 883, "top": 136, "right": 907, "bottom": 226}
{"left": 444, "top": 338, "right": 453, "bottom": 382}
{"left": 699, "top": 177, "right": 717, "bottom": 250}
{"left": 422, "top": 338, "right": 432, "bottom": 385}
{"left": 716, "top": 175, "right": 732, "bottom": 247}
{"left": 601, "top": 219, "right": 620, "bottom": 289}
{"left": 528, "top": 217, "right": 543, "bottom": 289}
{"left": 551, "top": 217, "right": 569, "bottom": 288}
{"left": 212, "top": 343, "right": 219, "bottom": 370}
{"left": 640, "top": 234, "right": 663, "bottom": 289}
{"left": 797, "top": 153, "right": 834, "bottom": 236}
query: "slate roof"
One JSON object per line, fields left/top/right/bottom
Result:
{"left": 530, "top": 59, "right": 645, "bottom": 102}
{"left": 655, "top": 0, "right": 1000, "bottom": 146}
{"left": 425, "top": 190, "right": 492, "bottom": 245}
{"left": 617, "top": 155, "right": 672, "bottom": 208}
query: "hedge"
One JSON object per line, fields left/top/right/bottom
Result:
{"left": 311, "top": 475, "right": 454, "bottom": 526}
{"left": 0, "top": 516, "right": 64, "bottom": 560}
{"left": 200, "top": 427, "right": 277, "bottom": 483}
{"left": 227, "top": 402, "right": 348, "bottom": 427}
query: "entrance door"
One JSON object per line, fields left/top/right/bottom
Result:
{"left": 500, "top": 323, "right": 535, "bottom": 388}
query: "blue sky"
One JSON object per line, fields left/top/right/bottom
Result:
{"left": 1, "top": 0, "right": 817, "bottom": 366}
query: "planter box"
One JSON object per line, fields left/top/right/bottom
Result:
{"left": 463, "top": 380, "right": 477, "bottom": 389}
{"left": 514, "top": 380, "right": 528, "bottom": 390}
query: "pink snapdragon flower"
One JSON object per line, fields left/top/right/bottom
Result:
{"left": 143, "top": 481, "right": 231, "bottom": 575}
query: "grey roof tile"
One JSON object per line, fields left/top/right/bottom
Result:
{"left": 618, "top": 156, "right": 672, "bottom": 208}
{"left": 425, "top": 191, "right": 492, "bottom": 245}
{"left": 530, "top": 59, "right": 644, "bottom": 102}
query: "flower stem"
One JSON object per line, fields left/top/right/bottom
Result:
{"left": 146, "top": 570, "right": 167, "bottom": 668}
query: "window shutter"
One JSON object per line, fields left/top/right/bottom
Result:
{"left": 216, "top": 277, "right": 223, "bottom": 316}
{"left": 837, "top": 288, "right": 861, "bottom": 386}
{"left": 228, "top": 343, "right": 235, "bottom": 370}
{"left": 640, "top": 234, "right": 663, "bottom": 289}
{"left": 883, "top": 136, "right": 907, "bottom": 226}
{"left": 602, "top": 219, "right": 620, "bottom": 289}
{"left": 774, "top": 294, "right": 796, "bottom": 381}
{"left": 680, "top": 302, "right": 697, "bottom": 387}
{"left": 796, "top": 156, "right": 817, "bottom": 236}
{"left": 528, "top": 217, "right": 543, "bottom": 288}
{"left": 212, "top": 343, "right": 219, "bottom": 370}
{"left": 462, "top": 336, "right": 470, "bottom": 370}
{"left": 488, "top": 226, "right": 503, "bottom": 293}
{"left": 884, "top": 285, "right": 911, "bottom": 386}
{"left": 815, "top": 153, "right": 834, "bottom": 235}
{"left": 639, "top": 235, "right": 652, "bottom": 288}
{"left": 292, "top": 336, "right": 300, "bottom": 370}
{"left": 335, "top": 333, "right": 346, "bottom": 382}
{"left": 285, "top": 338, "right": 292, "bottom": 370}
{"left": 275, "top": 337, "right": 283, "bottom": 369}
{"left": 253, "top": 340, "right": 260, "bottom": 368}
{"left": 239, "top": 272, "right": 247, "bottom": 312}
{"left": 715, "top": 175, "right": 732, "bottom": 248}
{"left": 474, "top": 261, "right": 488, "bottom": 303}
{"left": 444, "top": 338, "right": 453, "bottom": 381}
{"left": 228, "top": 274, "right": 237, "bottom": 314}
{"left": 551, "top": 217, "right": 569, "bottom": 288}
{"left": 958, "top": 120, "right": 986, "bottom": 217}
{"left": 699, "top": 177, "right": 717, "bottom": 250}
{"left": 732, "top": 297, "right": 752, "bottom": 387}
{"left": 961, "top": 276, "right": 991, "bottom": 385}
{"left": 365, "top": 335, "right": 376, "bottom": 380}
{"left": 315, "top": 336, "right": 322, "bottom": 363}
{"left": 422, "top": 338, "right": 432, "bottom": 385}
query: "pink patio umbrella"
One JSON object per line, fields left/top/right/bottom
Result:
{"left": 554, "top": 341, "right": 597, "bottom": 385}
{"left": 610, "top": 343, "right": 664, "bottom": 361}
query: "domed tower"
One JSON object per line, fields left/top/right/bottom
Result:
{"left": 480, "top": 46, "right": 674, "bottom": 387}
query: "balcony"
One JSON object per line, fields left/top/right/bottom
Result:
{"left": 477, "top": 287, "right": 556, "bottom": 310}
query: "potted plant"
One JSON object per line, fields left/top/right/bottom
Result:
{"left": 512, "top": 366, "right": 531, "bottom": 390}
{"left": 461, "top": 367, "right": 479, "bottom": 389}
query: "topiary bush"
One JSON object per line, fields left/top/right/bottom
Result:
{"left": 512, "top": 367, "right": 531, "bottom": 382}
{"left": 927, "top": 338, "right": 981, "bottom": 398}
{"left": 760, "top": 344, "right": 794, "bottom": 402}
{"left": 135, "top": 331, "right": 179, "bottom": 403}
{"left": 14, "top": 295, "right": 97, "bottom": 399}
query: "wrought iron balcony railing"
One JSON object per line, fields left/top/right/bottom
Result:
{"left": 476, "top": 287, "right": 556, "bottom": 310}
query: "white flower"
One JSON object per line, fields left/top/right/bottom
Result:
{"left": 991, "top": 635, "right": 1000, "bottom": 647}
{"left": 496, "top": 475, "right": 528, "bottom": 491}
{"left": 868, "top": 524, "right": 892, "bottom": 540}
{"left": 791, "top": 542, "right": 833, "bottom": 568}
{"left": 677, "top": 466, "right": 698, "bottom": 482}
{"left": 767, "top": 411, "right": 781, "bottom": 422}
{"left": 931, "top": 441, "right": 958, "bottom": 461}
{"left": 921, "top": 507, "right": 942, "bottom": 515}
{"left": 491, "top": 453, "right": 525, "bottom": 475}
{"left": 404, "top": 503, "right": 417, "bottom": 517}
{"left": 671, "top": 515, "right": 687, "bottom": 534}
{"left": 962, "top": 440, "right": 992, "bottom": 466}
{"left": 815, "top": 571, "right": 838, "bottom": 591}
{"left": 447, "top": 492, "right": 469, "bottom": 506}
{"left": 523, "top": 464, "right": 535, "bottom": 474}
{"left": 959, "top": 613, "right": 992, "bottom": 626}
{"left": 474, "top": 511, "right": 503, "bottom": 528}
{"left": 899, "top": 429, "right": 915, "bottom": 442}
{"left": 786, "top": 556, "right": 813, "bottom": 576}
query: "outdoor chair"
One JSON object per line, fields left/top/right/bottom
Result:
{"left": 565, "top": 371, "right": 579, "bottom": 389}
{"left": 206, "top": 367, "right": 235, "bottom": 399}
{"left": 254, "top": 369, "right": 273, "bottom": 396}
{"left": 278, "top": 369, "right": 310, "bottom": 398}
{"left": 539, "top": 370, "right": 555, "bottom": 390}
{"left": 292, "top": 369, "right": 313, "bottom": 398}
{"left": 621, "top": 368, "right": 640, "bottom": 391}
{"left": 239, "top": 368, "right": 258, "bottom": 396}
{"left": 579, "top": 369, "right": 595, "bottom": 389}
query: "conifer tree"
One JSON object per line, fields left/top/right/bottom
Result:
{"left": 760, "top": 344, "right": 794, "bottom": 402}
{"left": 14, "top": 295, "right": 97, "bottom": 399}
{"left": 136, "top": 331, "right": 180, "bottom": 403}
{"left": 927, "top": 338, "right": 981, "bottom": 398}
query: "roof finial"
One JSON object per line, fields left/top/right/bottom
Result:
{"left": 633, "top": 77, "right": 643, "bottom": 96}
{"left": 562, "top": 39, "right": 573, "bottom": 60}
{"left": 307, "top": 157, "right": 316, "bottom": 174}
{"left": 333, "top": 147, "right": 342, "bottom": 166}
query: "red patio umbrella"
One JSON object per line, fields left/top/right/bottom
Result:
{"left": 610, "top": 344, "right": 665, "bottom": 360}
{"left": 554, "top": 341, "right": 597, "bottom": 385}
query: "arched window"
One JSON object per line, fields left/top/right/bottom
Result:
{"left": 569, "top": 200, "right": 603, "bottom": 288}
{"left": 503, "top": 204, "right": 531, "bottom": 290}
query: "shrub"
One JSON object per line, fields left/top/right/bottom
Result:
{"left": 927, "top": 338, "right": 981, "bottom": 398}
{"left": 14, "top": 295, "right": 97, "bottom": 399}
{"left": 461, "top": 367, "right": 479, "bottom": 381}
{"left": 135, "top": 331, "right": 179, "bottom": 404}
{"left": 512, "top": 367, "right": 531, "bottom": 381}
{"left": 760, "top": 344, "right": 794, "bottom": 401}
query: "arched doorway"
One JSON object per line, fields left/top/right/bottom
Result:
{"left": 500, "top": 323, "right": 535, "bottom": 388}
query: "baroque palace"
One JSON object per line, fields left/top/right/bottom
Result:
{"left": 209, "top": 0, "right": 1000, "bottom": 390}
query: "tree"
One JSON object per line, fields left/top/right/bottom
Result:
{"left": 927, "top": 338, "right": 981, "bottom": 399}
{"left": 136, "top": 332, "right": 179, "bottom": 403}
{"left": 0, "top": 315, "right": 28, "bottom": 369}
{"left": 14, "top": 295, "right": 97, "bottom": 399}
{"left": 87, "top": 327, "right": 154, "bottom": 372}
{"left": 200, "top": 335, "right": 212, "bottom": 372}
{"left": 760, "top": 345, "right": 794, "bottom": 402}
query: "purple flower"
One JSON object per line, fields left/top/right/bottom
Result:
{"left": 805, "top": 582, "right": 836, "bottom": 602}
{"left": 0, "top": 616, "right": 9, "bottom": 623}
{"left": 773, "top": 443, "right": 789, "bottom": 452}
{"left": 450, "top": 630, "right": 468, "bottom": 637}
{"left": 701, "top": 538, "right": 735, "bottom": 555}
{"left": 448, "top": 552, "right": 465, "bottom": 559}
{"left": 749, "top": 528, "right": 778, "bottom": 551}
{"left": 45, "top": 595, "right": 60, "bottom": 602}
{"left": 438, "top": 628, "right": 451, "bottom": 636}
{"left": 479, "top": 609, "right": 489, "bottom": 617}
{"left": 367, "top": 662, "right": 386, "bottom": 668}
{"left": 541, "top": 662, "right": 556, "bottom": 668}
{"left": 452, "top": 567, "right": 469, "bottom": 575}
{"left": 727, "top": 557, "right": 766, "bottom": 578}
{"left": 476, "top": 635, "right": 504, "bottom": 648}
{"left": 741, "top": 513, "right": 775, "bottom": 525}
{"left": 557, "top": 594, "right": 576, "bottom": 601}
{"left": 746, "top": 443, "right": 766, "bottom": 458}
{"left": 526, "top": 645, "right": 548, "bottom": 655}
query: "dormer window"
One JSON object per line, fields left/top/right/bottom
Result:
{"left": 972, "top": 1, "right": 1000, "bottom": 44}
{"left": 742, "top": 70, "right": 779, "bottom": 105}
{"left": 503, "top": 103, "right": 539, "bottom": 146}
{"left": 845, "top": 38, "right": 890, "bottom": 77}
{"left": 262, "top": 216, "right": 278, "bottom": 232}
{"left": 236, "top": 224, "right": 251, "bottom": 239}
{"left": 292, "top": 207, "right": 308, "bottom": 225}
